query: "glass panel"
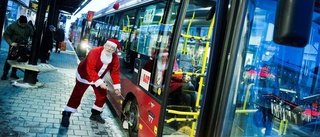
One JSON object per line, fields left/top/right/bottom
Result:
{"left": 89, "top": 20, "right": 106, "bottom": 46}
{"left": 110, "top": 15, "right": 120, "bottom": 39}
{"left": 134, "top": 3, "right": 168, "bottom": 56}
{"left": 160, "top": 0, "right": 216, "bottom": 136}
{"left": 117, "top": 9, "right": 137, "bottom": 55}
{"left": 120, "top": 2, "right": 168, "bottom": 88}
{"left": 230, "top": 0, "right": 320, "bottom": 136}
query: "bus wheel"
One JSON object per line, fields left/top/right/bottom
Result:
{"left": 128, "top": 98, "right": 139, "bottom": 137}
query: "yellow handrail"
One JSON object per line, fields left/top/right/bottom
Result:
{"left": 190, "top": 14, "right": 215, "bottom": 137}
{"left": 181, "top": 34, "right": 210, "bottom": 41}
{"left": 278, "top": 118, "right": 289, "bottom": 135}
{"left": 183, "top": 11, "right": 195, "bottom": 54}
{"left": 166, "top": 118, "right": 196, "bottom": 123}
{"left": 126, "top": 15, "right": 130, "bottom": 51}
{"left": 235, "top": 109, "right": 258, "bottom": 113}
{"left": 243, "top": 83, "right": 254, "bottom": 110}
{"left": 167, "top": 109, "right": 199, "bottom": 116}
{"left": 159, "top": 9, "right": 163, "bottom": 25}
{"left": 173, "top": 71, "right": 206, "bottom": 77}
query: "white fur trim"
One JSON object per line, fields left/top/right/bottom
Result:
{"left": 106, "top": 40, "right": 117, "bottom": 48}
{"left": 98, "top": 64, "right": 108, "bottom": 76}
{"left": 64, "top": 106, "right": 77, "bottom": 113}
{"left": 76, "top": 71, "right": 94, "bottom": 84}
{"left": 92, "top": 104, "right": 104, "bottom": 112}
{"left": 76, "top": 51, "right": 112, "bottom": 85}
{"left": 159, "top": 52, "right": 168, "bottom": 57}
{"left": 113, "top": 84, "right": 121, "bottom": 89}
{"left": 101, "top": 50, "right": 112, "bottom": 64}
{"left": 95, "top": 79, "right": 104, "bottom": 87}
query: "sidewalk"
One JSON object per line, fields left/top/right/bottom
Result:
{"left": 0, "top": 38, "right": 126, "bottom": 137}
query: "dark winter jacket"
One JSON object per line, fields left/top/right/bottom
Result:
{"left": 3, "top": 20, "right": 33, "bottom": 45}
{"left": 42, "top": 27, "right": 55, "bottom": 50}
{"left": 55, "top": 28, "right": 65, "bottom": 42}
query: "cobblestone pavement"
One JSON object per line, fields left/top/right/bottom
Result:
{"left": 0, "top": 38, "right": 127, "bottom": 137}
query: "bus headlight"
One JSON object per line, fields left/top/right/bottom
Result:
{"left": 80, "top": 41, "right": 89, "bottom": 50}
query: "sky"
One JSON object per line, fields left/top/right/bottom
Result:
{"left": 65, "top": 0, "right": 116, "bottom": 33}
{"left": 74, "top": 0, "right": 116, "bottom": 17}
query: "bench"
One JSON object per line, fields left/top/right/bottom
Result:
{"left": 7, "top": 60, "right": 57, "bottom": 88}
{"left": 7, "top": 60, "right": 57, "bottom": 72}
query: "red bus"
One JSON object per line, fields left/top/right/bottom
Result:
{"left": 84, "top": 0, "right": 320, "bottom": 137}
{"left": 91, "top": 0, "right": 215, "bottom": 136}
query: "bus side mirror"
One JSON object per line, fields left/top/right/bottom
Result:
{"left": 273, "top": 0, "right": 315, "bottom": 47}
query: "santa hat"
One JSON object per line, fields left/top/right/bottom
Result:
{"left": 159, "top": 49, "right": 169, "bottom": 57}
{"left": 106, "top": 38, "right": 120, "bottom": 51}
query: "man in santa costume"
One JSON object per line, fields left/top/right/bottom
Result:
{"left": 61, "top": 38, "right": 122, "bottom": 127}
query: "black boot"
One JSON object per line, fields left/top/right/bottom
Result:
{"left": 61, "top": 111, "right": 72, "bottom": 127}
{"left": 90, "top": 109, "right": 105, "bottom": 124}
{"left": 10, "top": 68, "right": 19, "bottom": 79}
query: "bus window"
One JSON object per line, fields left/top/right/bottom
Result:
{"left": 102, "top": 16, "right": 111, "bottom": 44}
{"left": 121, "top": 2, "right": 169, "bottom": 83}
{"left": 134, "top": 3, "right": 168, "bottom": 56}
{"left": 89, "top": 20, "right": 105, "bottom": 46}
{"left": 117, "top": 9, "right": 137, "bottom": 55}
{"left": 227, "top": 0, "right": 320, "bottom": 136}
{"left": 109, "top": 15, "right": 120, "bottom": 39}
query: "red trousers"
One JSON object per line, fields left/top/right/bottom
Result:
{"left": 67, "top": 79, "right": 107, "bottom": 110}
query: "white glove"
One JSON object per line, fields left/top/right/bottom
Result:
{"left": 115, "top": 89, "right": 121, "bottom": 96}
{"left": 11, "top": 42, "right": 18, "bottom": 47}
{"left": 99, "top": 83, "right": 108, "bottom": 89}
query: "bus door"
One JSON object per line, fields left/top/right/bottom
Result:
{"left": 196, "top": 0, "right": 320, "bottom": 137}
{"left": 156, "top": 0, "right": 216, "bottom": 136}
{"left": 118, "top": 9, "right": 139, "bottom": 70}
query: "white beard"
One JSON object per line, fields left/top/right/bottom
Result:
{"left": 101, "top": 50, "right": 112, "bottom": 64}
{"left": 157, "top": 61, "right": 167, "bottom": 71}
{"left": 104, "top": 50, "right": 112, "bottom": 55}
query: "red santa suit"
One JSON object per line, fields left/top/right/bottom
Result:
{"left": 64, "top": 41, "right": 120, "bottom": 113}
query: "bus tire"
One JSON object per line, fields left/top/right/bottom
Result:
{"left": 127, "top": 98, "right": 139, "bottom": 137}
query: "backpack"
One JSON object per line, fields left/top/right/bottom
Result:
{"left": 8, "top": 39, "right": 30, "bottom": 62}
